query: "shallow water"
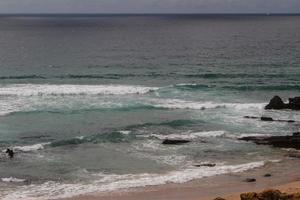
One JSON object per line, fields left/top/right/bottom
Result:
{"left": 0, "top": 14, "right": 299, "bottom": 200}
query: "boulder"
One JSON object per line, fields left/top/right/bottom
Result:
{"left": 240, "top": 189, "right": 299, "bottom": 200}
{"left": 194, "top": 163, "right": 216, "bottom": 167}
{"left": 288, "top": 97, "right": 300, "bottom": 110}
{"left": 240, "top": 192, "right": 259, "bottom": 200}
{"left": 258, "top": 189, "right": 282, "bottom": 200}
{"left": 162, "top": 139, "right": 190, "bottom": 145}
{"left": 214, "top": 197, "right": 226, "bottom": 200}
{"left": 264, "top": 173, "right": 272, "bottom": 177}
{"left": 244, "top": 178, "right": 256, "bottom": 182}
{"left": 261, "top": 117, "right": 274, "bottom": 121}
{"left": 265, "top": 96, "right": 287, "bottom": 110}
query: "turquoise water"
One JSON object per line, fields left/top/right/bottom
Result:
{"left": 0, "top": 15, "right": 299, "bottom": 199}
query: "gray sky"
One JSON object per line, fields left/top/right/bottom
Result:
{"left": 0, "top": 0, "right": 299, "bottom": 13}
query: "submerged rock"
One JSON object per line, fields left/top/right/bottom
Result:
{"left": 162, "top": 139, "right": 190, "bottom": 145}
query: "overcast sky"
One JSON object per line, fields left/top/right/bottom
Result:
{"left": 0, "top": 0, "right": 299, "bottom": 14}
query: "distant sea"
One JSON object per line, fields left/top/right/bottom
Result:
{"left": 0, "top": 14, "right": 299, "bottom": 200}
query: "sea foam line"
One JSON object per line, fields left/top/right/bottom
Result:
{"left": 2, "top": 161, "right": 267, "bottom": 200}
{"left": 0, "top": 84, "right": 158, "bottom": 96}
{"left": 150, "top": 130, "right": 226, "bottom": 140}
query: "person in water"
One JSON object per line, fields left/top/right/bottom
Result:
{"left": 5, "top": 148, "right": 14, "bottom": 158}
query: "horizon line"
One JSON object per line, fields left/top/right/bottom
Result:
{"left": 0, "top": 12, "right": 299, "bottom": 16}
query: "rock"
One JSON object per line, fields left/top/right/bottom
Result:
{"left": 264, "top": 173, "right": 272, "bottom": 177}
{"left": 287, "top": 153, "right": 300, "bottom": 159}
{"left": 244, "top": 116, "right": 259, "bottom": 119}
{"left": 214, "top": 197, "right": 226, "bottom": 200}
{"left": 240, "top": 192, "right": 259, "bottom": 200}
{"left": 239, "top": 134, "right": 300, "bottom": 150}
{"left": 288, "top": 97, "right": 300, "bottom": 110}
{"left": 194, "top": 163, "right": 216, "bottom": 167}
{"left": 293, "top": 132, "right": 300, "bottom": 137}
{"left": 265, "top": 96, "right": 287, "bottom": 110}
{"left": 261, "top": 117, "right": 274, "bottom": 121}
{"left": 244, "top": 178, "right": 256, "bottom": 182}
{"left": 265, "top": 96, "right": 300, "bottom": 110}
{"left": 162, "top": 139, "right": 190, "bottom": 145}
{"left": 244, "top": 116, "right": 295, "bottom": 123}
{"left": 240, "top": 189, "right": 299, "bottom": 200}
{"left": 258, "top": 189, "right": 282, "bottom": 200}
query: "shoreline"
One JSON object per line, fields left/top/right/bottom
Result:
{"left": 57, "top": 158, "right": 300, "bottom": 200}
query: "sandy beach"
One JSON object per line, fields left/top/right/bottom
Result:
{"left": 57, "top": 158, "right": 300, "bottom": 200}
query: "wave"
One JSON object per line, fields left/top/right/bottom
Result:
{"left": 1, "top": 177, "right": 26, "bottom": 183}
{"left": 169, "top": 83, "right": 300, "bottom": 92}
{"left": 0, "top": 84, "right": 158, "bottom": 97}
{"left": 150, "top": 131, "right": 226, "bottom": 140}
{"left": 12, "top": 143, "right": 50, "bottom": 152}
{"left": 223, "top": 85, "right": 300, "bottom": 91}
{"left": 1, "top": 73, "right": 298, "bottom": 81}
{"left": 0, "top": 75, "right": 46, "bottom": 80}
{"left": 152, "top": 99, "right": 265, "bottom": 110}
{"left": 1, "top": 161, "right": 267, "bottom": 200}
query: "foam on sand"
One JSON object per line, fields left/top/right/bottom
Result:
{"left": 2, "top": 161, "right": 267, "bottom": 200}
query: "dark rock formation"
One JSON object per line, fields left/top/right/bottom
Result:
{"left": 264, "top": 173, "right": 272, "bottom": 177}
{"left": 288, "top": 97, "right": 300, "bottom": 110}
{"left": 261, "top": 117, "right": 274, "bottom": 121}
{"left": 265, "top": 96, "right": 300, "bottom": 110}
{"left": 162, "top": 139, "right": 190, "bottom": 145}
{"left": 194, "top": 163, "right": 216, "bottom": 167}
{"left": 244, "top": 178, "right": 256, "bottom": 183}
{"left": 244, "top": 116, "right": 295, "bottom": 123}
{"left": 214, "top": 197, "right": 226, "bottom": 200}
{"left": 240, "top": 189, "right": 300, "bottom": 200}
{"left": 265, "top": 96, "right": 287, "bottom": 110}
{"left": 239, "top": 133, "right": 300, "bottom": 150}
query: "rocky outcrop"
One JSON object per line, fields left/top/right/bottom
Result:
{"left": 162, "top": 139, "right": 190, "bottom": 145}
{"left": 244, "top": 116, "right": 295, "bottom": 123}
{"left": 240, "top": 189, "right": 300, "bottom": 200}
{"left": 214, "top": 189, "right": 300, "bottom": 200}
{"left": 239, "top": 132, "right": 300, "bottom": 150}
{"left": 265, "top": 96, "right": 300, "bottom": 110}
{"left": 265, "top": 96, "right": 287, "bottom": 110}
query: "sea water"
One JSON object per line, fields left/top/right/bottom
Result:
{"left": 0, "top": 14, "right": 299, "bottom": 200}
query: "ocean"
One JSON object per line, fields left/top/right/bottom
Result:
{"left": 0, "top": 14, "right": 299, "bottom": 200}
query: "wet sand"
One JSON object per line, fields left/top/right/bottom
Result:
{"left": 57, "top": 158, "right": 300, "bottom": 200}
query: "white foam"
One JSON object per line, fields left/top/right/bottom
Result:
{"left": 238, "top": 133, "right": 272, "bottom": 139}
{"left": 13, "top": 143, "right": 50, "bottom": 152}
{"left": 0, "top": 84, "right": 158, "bottom": 96}
{"left": 1, "top": 177, "right": 26, "bottom": 183}
{"left": 2, "top": 161, "right": 266, "bottom": 200}
{"left": 151, "top": 99, "right": 265, "bottom": 110}
{"left": 151, "top": 130, "right": 226, "bottom": 140}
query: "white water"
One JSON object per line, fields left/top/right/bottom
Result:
{"left": 2, "top": 161, "right": 267, "bottom": 200}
